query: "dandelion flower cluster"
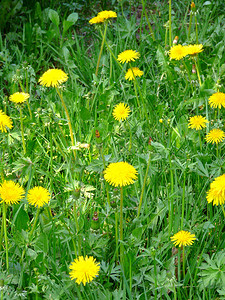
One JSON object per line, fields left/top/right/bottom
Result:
{"left": 125, "top": 67, "right": 144, "bottom": 81}
{"left": 208, "top": 92, "right": 225, "bottom": 109}
{"left": 0, "top": 180, "right": 25, "bottom": 205}
{"left": 113, "top": 103, "right": 131, "bottom": 121}
{"left": 0, "top": 110, "right": 13, "bottom": 133}
{"left": 9, "top": 92, "right": 30, "bottom": 104}
{"left": 39, "top": 69, "right": 68, "bottom": 87}
{"left": 27, "top": 186, "right": 51, "bottom": 208}
{"left": 171, "top": 230, "right": 196, "bottom": 247}
{"left": 205, "top": 129, "right": 225, "bottom": 144}
{"left": 89, "top": 10, "right": 117, "bottom": 24}
{"left": 117, "top": 50, "right": 140, "bottom": 64}
{"left": 188, "top": 115, "right": 208, "bottom": 130}
{"left": 104, "top": 162, "right": 138, "bottom": 187}
{"left": 185, "top": 44, "right": 204, "bottom": 56}
{"left": 169, "top": 44, "right": 187, "bottom": 60}
{"left": 69, "top": 256, "right": 100, "bottom": 285}
{"left": 207, "top": 174, "right": 225, "bottom": 206}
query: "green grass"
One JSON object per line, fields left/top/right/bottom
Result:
{"left": 0, "top": 0, "right": 225, "bottom": 299}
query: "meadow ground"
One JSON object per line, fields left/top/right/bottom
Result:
{"left": 0, "top": 0, "right": 225, "bottom": 299}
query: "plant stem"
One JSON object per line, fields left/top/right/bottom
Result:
{"left": 182, "top": 247, "right": 185, "bottom": 279}
{"left": 73, "top": 203, "right": 81, "bottom": 256}
{"left": 2, "top": 202, "right": 9, "bottom": 270}
{"left": 141, "top": 0, "right": 156, "bottom": 41}
{"left": 119, "top": 187, "right": 124, "bottom": 268}
{"left": 183, "top": 61, "right": 194, "bottom": 93}
{"left": 126, "top": 120, "right": 132, "bottom": 152}
{"left": 55, "top": 87, "right": 76, "bottom": 159}
{"left": 181, "top": 169, "right": 186, "bottom": 229}
{"left": 198, "top": 130, "right": 202, "bottom": 150}
{"left": 29, "top": 208, "right": 40, "bottom": 240}
{"left": 168, "top": 155, "right": 174, "bottom": 239}
{"left": 195, "top": 15, "right": 198, "bottom": 44}
{"left": 115, "top": 210, "right": 119, "bottom": 260}
{"left": 19, "top": 107, "right": 26, "bottom": 155}
{"left": 194, "top": 57, "right": 202, "bottom": 86}
{"left": 100, "top": 147, "right": 110, "bottom": 206}
{"left": 95, "top": 22, "right": 108, "bottom": 77}
{"left": 221, "top": 205, "right": 225, "bottom": 218}
{"left": 169, "top": 0, "right": 172, "bottom": 47}
{"left": 187, "top": 12, "right": 193, "bottom": 40}
{"left": 137, "top": 153, "right": 151, "bottom": 218}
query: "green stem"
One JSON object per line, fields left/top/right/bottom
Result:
{"left": 137, "top": 153, "right": 151, "bottom": 218}
{"left": 183, "top": 61, "right": 194, "bottom": 93}
{"left": 2, "top": 202, "right": 9, "bottom": 270}
{"left": 194, "top": 57, "right": 202, "bottom": 86}
{"left": 195, "top": 15, "right": 198, "bottom": 44}
{"left": 95, "top": 22, "right": 108, "bottom": 77}
{"left": 133, "top": 79, "right": 141, "bottom": 108}
{"left": 19, "top": 107, "right": 26, "bottom": 155}
{"left": 198, "top": 131, "right": 202, "bottom": 150}
{"left": 168, "top": 155, "right": 174, "bottom": 239}
{"left": 221, "top": 205, "right": 225, "bottom": 218}
{"left": 154, "top": 256, "right": 158, "bottom": 299}
{"left": 169, "top": 0, "right": 172, "bottom": 47}
{"left": 73, "top": 203, "right": 81, "bottom": 256}
{"left": 0, "top": 214, "right": 3, "bottom": 252}
{"left": 141, "top": 0, "right": 156, "bottom": 41}
{"left": 100, "top": 147, "right": 110, "bottom": 206}
{"left": 187, "top": 12, "right": 193, "bottom": 40}
{"left": 216, "top": 143, "right": 219, "bottom": 158}
{"left": 126, "top": 120, "right": 132, "bottom": 152}
{"left": 102, "top": 38, "right": 122, "bottom": 70}
{"left": 182, "top": 247, "right": 185, "bottom": 279}
{"left": 115, "top": 210, "right": 118, "bottom": 260}
{"left": 55, "top": 87, "right": 76, "bottom": 159}
{"left": 181, "top": 169, "right": 186, "bottom": 229}
{"left": 119, "top": 187, "right": 124, "bottom": 268}
{"left": 29, "top": 208, "right": 40, "bottom": 240}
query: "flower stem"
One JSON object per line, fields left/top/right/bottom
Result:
{"left": 95, "top": 22, "right": 108, "bottom": 77}
{"left": 126, "top": 120, "right": 132, "bottom": 152}
{"left": 194, "top": 57, "right": 202, "bottom": 86}
{"left": 55, "top": 87, "right": 76, "bottom": 160}
{"left": 187, "top": 12, "right": 193, "bottom": 40}
{"left": 29, "top": 208, "right": 40, "bottom": 240}
{"left": 19, "top": 107, "right": 26, "bottom": 155}
{"left": 115, "top": 210, "right": 118, "bottom": 260}
{"left": 119, "top": 187, "right": 124, "bottom": 267}
{"left": 169, "top": 0, "right": 172, "bottom": 47}
{"left": 195, "top": 15, "right": 198, "bottom": 44}
{"left": 183, "top": 61, "right": 194, "bottom": 93}
{"left": 2, "top": 202, "right": 9, "bottom": 270}
{"left": 137, "top": 153, "right": 151, "bottom": 218}
{"left": 198, "top": 131, "right": 202, "bottom": 150}
{"left": 221, "top": 205, "right": 225, "bottom": 218}
{"left": 181, "top": 169, "right": 186, "bottom": 230}
{"left": 100, "top": 147, "right": 110, "bottom": 206}
{"left": 73, "top": 203, "right": 81, "bottom": 256}
{"left": 141, "top": 0, "right": 155, "bottom": 41}
{"left": 182, "top": 247, "right": 185, "bottom": 278}
{"left": 168, "top": 155, "right": 174, "bottom": 239}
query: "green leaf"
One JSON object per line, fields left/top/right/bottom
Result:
{"left": 49, "top": 9, "right": 59, "bottom": 27}
{"left": 67, "top": 12, "right": 78, "bottom": 23}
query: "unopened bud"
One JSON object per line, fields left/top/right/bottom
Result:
{"left": 173, "top": 36, "right": 179, "bottom": 45}
{"left": 91, "top": 211, "right": 100, "bottom": 230}
{"left": 191, "top": 2, "right": 196, "bottom": 12}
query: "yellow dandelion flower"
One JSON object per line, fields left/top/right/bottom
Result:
{"left": 171, "top": 230, "right": 196, "bottom": 247}
{"left": 159, "top": 119, "right": 163, "bottom": 123}
{"left": 69, "top": 256, "right": 100, "bottom": 286}
{"left": 0, "top": 110, "right": 13, "bottom": 133}
{"left": 39, "top": 69, "right": 68, "bottom": 87}
{"left": 27, "top": 186, "right": 51, "bottom": 208}
{"left": 89, "top": 15, "right": 104, "bottom": 24}
{"left": 9, "top": 92, "right": 30, "bottom": 104}
{"left": 125, "top": 67, "right": 144, "bottom": 81}
{"left": 208, "top": 92, "right": 225, "bottom": 109}
{"left": 113, "top": 103, "right": 131, "bottom": 121}
{"left": 206, "top": 174, "right": 225, "bottom": 206}
{"left": 169, "top": 44, "right": 188, "bottom": 60}
{"left": 206, "top": 128, "right": 225, "bottom": 144}
{"left": 104, "top": 162, "right": 138, "bottom": 187}
{"left": 185, "top": 44, "right": 203, "bottom": 56}
{"left": 97, "top": 10, "right": 117, "bottom": 20}
{"left": 188, "top": 115, "right": 208, "bottom": 130}
{"left": 0, "top": 180, "right": 25, "bottom": 205}
{"left": 117, "top": 50, "right": 140, "bottom": 64}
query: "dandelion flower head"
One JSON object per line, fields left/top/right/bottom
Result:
{"left": 117, "top": 50, "right": 140, "bottom": 64}
{"left": 188, "top": 115, "right": 208, "bottom": 131}
{"left": 69, "top": 256, "right": 100, "bottom": 285}
{"left": 0, "top": 110, "right": 13, "bottom": 133}
{"left": 207, "top": 174, "right": 225, "bottom": 206}
{"left": 39, "top": 69, "right": 68, "bottom": 87}
{"left": 171, "top": 230, "right": 196, "bottom": 247}
{"left": 185, "top": 44, "right": 204, "bottom": 56}
{"left": 9, "top": 92, "right": 30, "bottom": 104}
{"left": 208, "top": 92, "right": 225, "bottom": 109}
{"left": 0, "top": 180, "right": 25, "bottom": 205}
{"left": 27, "top": 186, "right": 51, "bottom": 208}
{"left": 89, "top": 10, "right": 117, "bottom": 24}
{"left": 206, "top": 128, "right": 225, "bottom": 144}
{"left": 169, "top": 44, "right": 187, "bottom": 60}
{"left": 125, "top": 67, "right": 144, "bottom": 81}
{"left": 113, "top": 103, "right": 131, "bottom": 121}
{"left": 104, "top": 162, "right": 138, "bottom": 187}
